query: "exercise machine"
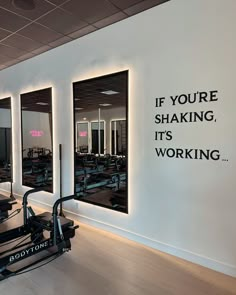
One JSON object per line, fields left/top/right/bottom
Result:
{"left": 0, "top": 166, "right": 16, "bottom": 221}
{"left": 0, "top": 188, "right": 78, "bottom": 280}
{"left": 22, "top": 147, "right": 53, "bottom": 189}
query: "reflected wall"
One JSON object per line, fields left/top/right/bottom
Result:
{"left": 21, "top": 88, "right": 53, "bottom": 193}
{"left": 73, "top": 71, "right": 128, "bottom": 213}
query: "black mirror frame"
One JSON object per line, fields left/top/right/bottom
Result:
{"left": 73, "top": 70, "right": 129, "bottom": 214}
{"left": 20, "top": 88, "right": 53, "bottom": 193}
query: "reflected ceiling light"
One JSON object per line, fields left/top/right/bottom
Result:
{"left": 75, "top": 107, "right": 84, "bottom": 110}
{"left": 99, "top": 103, "right": 112, "bottom": 107}
{"left": 75, "top": 98, "right": 80, "bottom": 101}
{"left": 12, "top": 0, "right": 36, "bottom": 10}
{"left": 101, "top": 90, "right": 119, "bottom": 95}
{"left": 36, "top": 102, "right": 49, "bottom": 106}
{"left": 22, "top": 106, "right": 28, "bottom": 109}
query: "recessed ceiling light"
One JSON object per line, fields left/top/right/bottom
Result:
{"left": 101, "top": 90, "right": 119, "bottom": 95}
{"left": 99, "top": 103, "right": 112, "bottom": 107}
{"left": 36, "top": 102, "right": 49, "bottom": 106}
{"left": 83, "top": 117, "right": 87, "bottom": 120}
{"left": 75, "top": 107, "right": 84, "bottom": 110}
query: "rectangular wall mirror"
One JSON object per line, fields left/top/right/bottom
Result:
{"left": 73, "top": 70, "right": 128, "bottom": 213}
{"left": 0, "top": 97, "right": 12, "bottom": 184}
{"left": 21, "top": 88, "right": 53, "bottom": 193}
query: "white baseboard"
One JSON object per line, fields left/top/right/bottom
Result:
{"left": 7, "top": 191, "right": 236, "bottom": 278}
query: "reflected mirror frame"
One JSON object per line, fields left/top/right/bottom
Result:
{"left": 0, "top": 97, "right": 13, "bottom": 184}
{"left": 90, "top": 120, "right": 106, "bottom": 155}
{"left": 73, "top": 70, "right": 129, "bottom": 214}
{"left": 76, "top": 121, "right": 89, "bottom": 153}
{"left": 110, "top": 119, "right": 126, "bottom": 155}
{"left": 20, "top": 88, "right": 53, "bottom": 193}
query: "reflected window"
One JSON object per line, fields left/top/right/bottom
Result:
{"left": 0, "top": 98, "right": 12, "bottom": 183}
{"left": 21, "top": 88, "right": 53, "bottom": 193}
{"left": 73, "top": 71, "right": 128, "bottom": 213}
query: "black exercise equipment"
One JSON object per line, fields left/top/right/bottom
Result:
{"left": 0, "top": 160, "right": 16, "bottom": 221}
{"left": 59, "top": 144, "right": 65, "bottom": 217}
{"left": 0, "top": 194, "right": 16, "bottom": 221}
{"left": 0, "top": 188, "right": 78, "bottom": 281}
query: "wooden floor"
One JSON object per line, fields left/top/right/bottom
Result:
{"left": 0, "top": 205, "right": 236, "bottom": 295}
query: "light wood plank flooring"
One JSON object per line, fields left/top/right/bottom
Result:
{"left": 0, "top": 204, "right": 236, "bottom": 295}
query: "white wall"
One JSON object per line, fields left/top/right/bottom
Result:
{"left": 0, "top": 0, "right": 236, "bottom": 276}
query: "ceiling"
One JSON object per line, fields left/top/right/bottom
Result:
{"left": 0, "top": 97, "right": 11, "bottom": 109}
{"left": 0, "top": 0, "right": 170, "bottom": 71}
{"left": 74, "top": 70, "right": 127, "bottom": 113}
{"left": 17, "top": 71, "right": 127, "bottom": 113}
{"left": 21, "top": 87, "right": 52, "bottom": 113}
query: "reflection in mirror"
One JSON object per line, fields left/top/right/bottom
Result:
{"left": 0, "top": 98, "right": 12, "bottom": 184}
{"left": 91, "top": 121, "right": 105, "bottom": 154}
{"left": 76, "top": 122, "right": 89, "bottom": 153}
{"left": 21, "top": 88, "right": 53, "bottom": 193}
{"left": 111, "top": 120, "right": 126, "bottom": 155}
{"left": 73, "top": 71, "right": 128, "bottom": 213}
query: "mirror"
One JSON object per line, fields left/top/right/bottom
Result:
{"left": 21, "top": 88, "right": 53, "bottom": 193}
{"left": 0, "top": 97, "right": 12, "bottom": 183}
{"left": 73, "top": 71, "right": 128, "bottom": 213}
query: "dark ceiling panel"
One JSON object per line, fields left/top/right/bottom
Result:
{"left": 109, "top": 0, "right": 143, "bottom": 10}
{"left": 2, "top": 34, "right": 44, "bottom": 51}
{"left": 3, "top": 58, "right": 19, "bottom": 66}
{"left": 0, "top": 97, "right": 11, "bottom": 109}
{"left": 37, "top": 8, "right": 88, "bottom": 35}
{"left": 21, "top": 88, "right": 52, "bottom": 113}
{"left": 0, "top": 0, "right": 170, "bottom": 70}
{"left": 93, "top": 11, "right": 127, "bottom": 29}
{"left": 73, "top": 71, "right": 127, "bottom": 112}
{"left": 17, "top": 23, "right": 63, "bottom": 44}
{"left": 0, "top": 54, "right": 12, "bottom": 64}
{"left": 46, "top": 0, "right": 69, "bottom": 5}
{"left": 0, "top": 8, "right": 29, "bottom": 31}
{"left": 62, "top": 0, "right": 119, "bottom": 23}
{"left": 124, "top": 0, "right": 170, "bottom": 15}
{"left": 32, "top": 45, "right": 52, "bottom": 54}
{"left": 18, "top": 52, "right": 35, "bottom": 60}
{"left": 0, "top": 43, "right": 27, "bottom": 58}
{"left": 0, "top": 0, "right": 55, "bottom": 20}
{"left": 0, "top": 28, "right": 11, "bottom": 41}
{"left": 49, "top": 35, "right": 72, "bottom": 47}
{"left": 68, "top": 25, "right": 96, "bottom": 39}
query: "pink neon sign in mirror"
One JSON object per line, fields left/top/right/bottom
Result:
{"left": 30, "top": 130, "right": 44, "bottom": 137}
